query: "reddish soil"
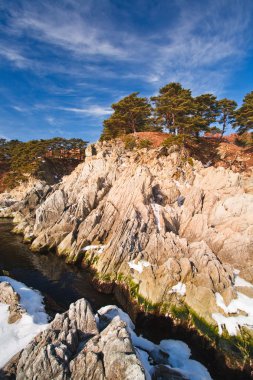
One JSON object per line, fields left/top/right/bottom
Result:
{"left": 131, "top": 131, "right": 170, "bottom": 147}
{"left": 0, "top": 161, "right": 10, "bottom": 192}
{"left": 129, "top": 132, "right": 253, "bottom": 172}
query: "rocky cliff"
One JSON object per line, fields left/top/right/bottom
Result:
{"left": 0, "top": 140, "right": 252, "bottom": 347}
{"left": 1, "top": 283, "right": 211, "bottom": 380}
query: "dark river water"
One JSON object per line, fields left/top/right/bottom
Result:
{"left": 0, "top": 219, "right": 118, "bottom": 315}
{"left": 0, "top": 218, "right": 250, "bottom": 380}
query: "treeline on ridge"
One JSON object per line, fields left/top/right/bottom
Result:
{"left": 100, "top": 82, "right": 253, "bottom": 142}
{"left": 0, "top": 137, "right": 88, "bottom": 188}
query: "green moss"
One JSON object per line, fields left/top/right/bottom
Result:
{"left": 180, "top": 156, "right": 194, "bottom": 167}
{"left": 219, "top": 329, "right": 253, "bottom": 362}
{"left": 83, "top": 267, "right": 253, "bottom": 365}
{"left": 159, "top": 302, "right": 170, "bottom": 315}
{"left": 170, "top": 304, "right": 189, "bottom": 320}
{"left": 23, "top": 236, "right": 33, "bottom": 243}
{"left": 187, "top": 157, "right": 194, "bottom": 166}
{"left": 92, "top": 256, "right": 99, "bottom": 265}
{"left": 100, "top": 273, "right": 113, "bottom": 282}
{"left": 82, "top": 251, "right": 101, "bottom": 267}
{"left": 115, "top": 272, "right": 125, "bottom": 282}
{"left": 189, "top": 308, "right": 219, "bottom": 341}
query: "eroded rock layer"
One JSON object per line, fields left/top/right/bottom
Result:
{"left": 1, "top": 141, "right": 252, "bottom": 327}
{"left": 2, "top": 298, "right": 145, "bottom": 380}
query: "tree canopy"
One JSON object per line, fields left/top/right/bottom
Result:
{"left": 0, "top": 137, "right": 88, "bottom": 188}
{"left": 217, "top": 98, "right": 237, "bottom": 137}
{"left": 189, "top": 94, "right": 218, "bottom": 137}
{"left": 100, "top": 83, "right": 252, "bottom": 141}
{"left": 100, "top": 92, "right": 160, "bottom": 140}
{"left": 151, "top": 82, "right": 192, "bottom": 134}
{"left": 233, "top": 91, "right": 253, "bottom": 134}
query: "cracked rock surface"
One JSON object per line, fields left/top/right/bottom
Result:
{"left": 0, "top": 281, "right": 24, "bottom": 324}
{"left": 2, "top": 299, "right": 145, "bottom": 380}
{"left": 0, "top": 140, "right": 252, "bottom": 324}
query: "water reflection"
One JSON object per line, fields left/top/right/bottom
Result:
{"left": 0, "top": 219, "right": 117, "bottom": 313}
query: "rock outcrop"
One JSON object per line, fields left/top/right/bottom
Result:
{"left": 2, "top": 299, "right": 214, "bottom": 380}
{"left": 0, "top": 140, "right": 252, "bottom": 328}
{"left": 2, "top": 299, "right": 145, "bottom": 380}
{"left": 0, "top": 281, "right": 23, "bottom": 324}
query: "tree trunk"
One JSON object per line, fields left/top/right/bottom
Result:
{"left": 219, "top": 114, "right": 227, "bottom": 142}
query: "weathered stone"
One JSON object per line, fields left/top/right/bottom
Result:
{"left": 0, "top": 141, "right": 252, "bottom": 326}
{"left": 0, "top": 281, "right": 23, "bottom": 324}
{"left": 3, "top": 299, "right": 145, "bottom": 380}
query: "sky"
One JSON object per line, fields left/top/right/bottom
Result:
{"left": 0, "top": 0, "right": 253, "bottom": 142}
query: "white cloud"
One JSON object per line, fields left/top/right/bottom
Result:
{"left": 12, "top": 106, "right": 27, "bottom": 112}
{"left": 46, "top": 116, "right": 56, "bottom": 125}
{"left": 56, "top": 105, "right": 112, "bottom": 116}
{"left": 1, "top": 0, "right": 252, "bottom": 98}
{"left": 10, "top": 2, "right": 126, "bottom": 59}
{"left": 139, "top": 0, "right": 253, "bottom": 95}
{"left": 0, "top": 46, "right": 30, "bottom": 68}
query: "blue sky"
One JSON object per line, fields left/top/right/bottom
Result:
{"left": 0, "top": 0, "right": 253, "bottom": 142}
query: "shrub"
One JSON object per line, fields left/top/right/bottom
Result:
{"left": 162, "top": 134, "right": 185, "bottom": 147}
{"left": 123, "top": 135, "right": 137, "bottom": 150}
{"left": 235, "top": 132, "right": 253, "bottom": 147}
{"left": 138, "top": 139, "right": 152, "bottom": 149}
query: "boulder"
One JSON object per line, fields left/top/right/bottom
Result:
{"left": 2, "top": 299, "right": 145, "bottom": 380}
{"left": 0, "top": 281, "right": 23, "bottom": 324}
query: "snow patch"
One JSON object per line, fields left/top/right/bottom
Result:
{"left": 0, "top": 276, "right": 49, "bottom": 368}
{"left": 213, "top": 270, "right": 253, "bottom": 335}
{"left": 128, "top": 260, "right": 150, "bottom": 273}
{"left": 169, "top": 282, "right": 186, "bottom": 296}
{"left": 96, "top": 305, "right": 212, "bottom": 380}
{"left": 82, "top": 245, "right": 107, "bottom": 254}
{"left": 234, "top": 276, "right": 253, "bottom": 289}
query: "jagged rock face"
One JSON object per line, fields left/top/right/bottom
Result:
{"left": 2, "top": 299, "right": 145, "bottom": 380}
{"left": 0, "top": 282, "right": 23, "bottom": 324}
{"left": 1, "top": 141, "right": 252, "bottom": 323}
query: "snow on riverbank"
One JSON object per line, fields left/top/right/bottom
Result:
{"left": 81, "top": 244, "right": 108, "bottom": 254}
{"left": 97, "top": 305, "right": 212, "bottom": 380}
{"left": 169, "top": 282, "right": 186, "bottom": 296}
{"left": 212, "top": 271, "right": 253, "bottom": 335}
{"left": 128, "top": 260, "right": 151, "bottom": 273}
{"left": 0, "top": 276, "right": 49, "bottom": 368}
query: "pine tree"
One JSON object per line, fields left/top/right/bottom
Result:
{"left": 189, "top": 94, "right": 218, "bottom": 137}
{"left": 151, "top": 82, "right": 193, "bottom": 134}
{"left": 217, "top": 98, "right": 237, "bottom": 137}
{"left": 100, "top": 93, "right": 152, "bottom": 140}
{"left": 233, "top": 91, "right": 253, "bottom": 134}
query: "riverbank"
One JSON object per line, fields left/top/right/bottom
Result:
{"left": 0, "top": 218, "right": 252, "bottom": 379}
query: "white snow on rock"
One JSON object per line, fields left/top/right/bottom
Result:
{"left": 169, "top": 282, "right": 186, "bottom": 296}
{"left": 0, "top": 276, "right": 49, "bottom": 368}
{"left": 159, "top": 340, "right": 212, "bottom": 380}
{"left": 128, "top": 260, "right": 151, "bottom": 273}
{"left": 234, "top": 276, "right": 253, "bottom": 289}
{"left": 212, "top": 271, "right": 253, "bottom": 335}
{"left": 81, "top": 245, "right": 107, "bottom": 254}
{"left": 97, "top": 305, "right": 212, "bottom": 380}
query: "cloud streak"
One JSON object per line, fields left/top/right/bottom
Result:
{"left": 0, "top": 0, "right": 252, "bottom": 141}
{"left": 2, "top": 0, "right": 253, "bottom": 95}
{"left": 55, "top": 105, "right": 112, "bottom": 116}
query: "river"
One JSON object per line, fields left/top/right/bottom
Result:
{"left": 0, "top": 219, "right": 250, "bottom": 380}
{"left": 0, "top": 219, "right": 118, "bottom": 316}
